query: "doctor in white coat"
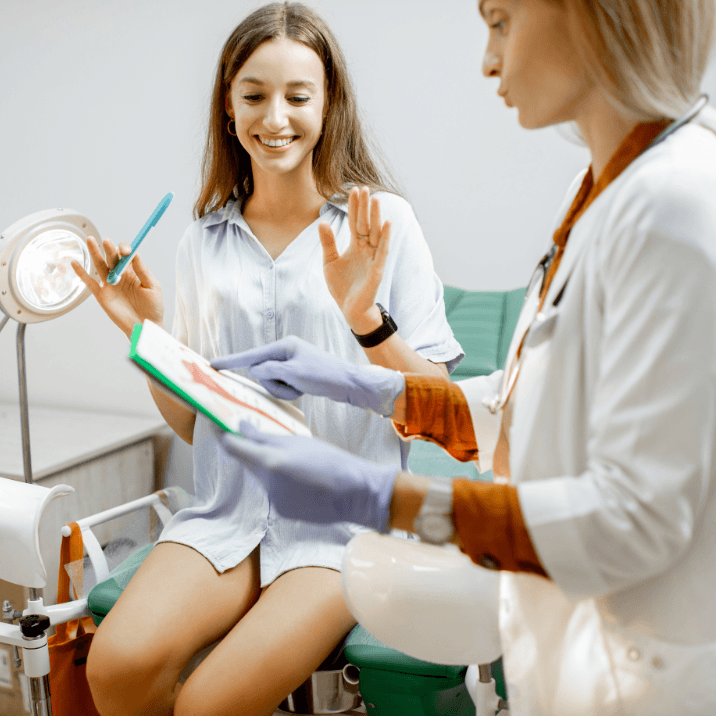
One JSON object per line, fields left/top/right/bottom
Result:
{"left": 212, "top": 0, "right": 716, "bottom": 713}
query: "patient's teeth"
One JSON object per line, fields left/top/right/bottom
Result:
{"left": 260, "top": 137, "right": 295, "bottom": 147}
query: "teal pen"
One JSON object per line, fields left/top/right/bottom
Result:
{"left": 107, "top": 191, "right": 174, "bottom": 285}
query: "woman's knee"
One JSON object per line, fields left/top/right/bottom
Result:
{"left": 87, "top": 621, "right": 180, "bottom": 714}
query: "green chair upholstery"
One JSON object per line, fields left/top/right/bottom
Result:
{"left": 87, "top": 543, "right": 154, "bottom": 626}
{"left": 86, "top": 285, "right": 525, "bottom": 715}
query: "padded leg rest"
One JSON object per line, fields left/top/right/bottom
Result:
{"left": 87, "top": 542, "right": 154, "bottom": 626}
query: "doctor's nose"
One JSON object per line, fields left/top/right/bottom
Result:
{"left": 482, "top": 50, "right": 501, "bottom": 78}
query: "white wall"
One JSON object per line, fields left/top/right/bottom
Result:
{"left": 1, "top": 0, "right": 714, "bottom": 418}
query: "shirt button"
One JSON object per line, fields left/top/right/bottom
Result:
{"left": 267, "top": 310, "right": 274, "bottom": 318}
{"left": 479, "top": 554, "right": 500, "bottom": 570}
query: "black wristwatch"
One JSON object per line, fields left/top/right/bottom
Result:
{"left": 351, "top": 303, "right": 398, "bottom": 348}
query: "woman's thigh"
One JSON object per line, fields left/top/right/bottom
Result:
{"left": 175, "top": 566, "right": 357, "bottom": 716}
{"left": 87, "top": 542, "right": 260, "bottom": 702}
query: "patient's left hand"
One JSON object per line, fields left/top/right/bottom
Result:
{"left": 221, "top": 421, "right": 398, "bottom": 531}
{"left": 320, "top": 186, "right": 391, "bottom": 334}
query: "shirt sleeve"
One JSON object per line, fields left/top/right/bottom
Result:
{"left": 393, "top": 375, "right": 478, "bottom": 461}
{"left": 394, "top": 376, "right": 548, "bottom": 576}
{"left": 376, "top": 194, "right": 464, "bottom": 373}
{"left": 453, "top": 479, "right": 548, "bottom": 577}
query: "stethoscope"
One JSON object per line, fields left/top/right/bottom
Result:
{"left": 485, "top": 93, "right": 710, "bottom": 416}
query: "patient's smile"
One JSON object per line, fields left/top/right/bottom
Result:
{"left": 259, "top": 136, "right": 297, "bottom": 147}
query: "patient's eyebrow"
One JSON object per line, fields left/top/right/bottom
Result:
{"left": 238, "top": 76, "right": 317, "bottom": 91}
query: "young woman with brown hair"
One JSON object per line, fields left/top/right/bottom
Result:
{"left": 72, "top": 3, "right": 462, "bottom": 715}
{"left": 215, "top": 1, "right": 716, "bottom": 714}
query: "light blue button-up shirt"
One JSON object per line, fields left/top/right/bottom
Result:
{"left": 158, "top": 192, "right": 464, "bottom": 585}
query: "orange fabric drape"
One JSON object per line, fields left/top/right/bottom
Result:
{"left": 47, "top": 522, "right": 101, "bottom": 716}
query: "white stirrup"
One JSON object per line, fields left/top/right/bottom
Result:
{"left": 341, "top": 533, "right": 502, "bottom": 666}
{"left": 0, "top": 477, "right": 74, "bottom": 589}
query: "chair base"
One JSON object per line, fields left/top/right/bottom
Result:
{"left": 278, "top": 666, "right": 362, "bottom": 714}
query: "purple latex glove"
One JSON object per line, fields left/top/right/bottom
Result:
{"left": 210, "top": 336, "right": 405, "bottom": 417}
{"left": 220, "top": 421, "right": 399, "bottom": 531}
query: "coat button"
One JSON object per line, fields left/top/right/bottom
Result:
{"left": 479, "top": 554, "right": 500, "bottom": 570}
{"left": 627, "top": 647, "right": 641, "bottom": 661}
{"left": 267, "top": 310, "right": 275, "bottom": 318}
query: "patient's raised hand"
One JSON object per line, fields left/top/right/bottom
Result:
{"left": 320, "top": 185, "right": 391, "bottom": 335}
{"left": 71, "top": 237, "right": 164, "bottom": 339}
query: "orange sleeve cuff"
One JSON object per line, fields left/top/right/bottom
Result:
{"left": 452, "top": 478, "right": 549, "bottom": 578}
{"left": 392, "top": 375, "right": 478, "bottom": 462}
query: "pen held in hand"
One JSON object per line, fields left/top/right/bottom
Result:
{"left": 107, "top": 191, "right": 174, "bottom": 285}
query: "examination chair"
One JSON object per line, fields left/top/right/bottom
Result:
{"left": 0, "top": 284, "right": 527, "bottom": 715}
{"left": 84, "top": 285, "right": 526, "bottom": 716}
{"left": 0, "top": 288, "right": 524, "bottom": 715}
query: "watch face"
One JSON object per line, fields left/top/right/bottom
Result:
{"left": 417, "top": 513, "right": 454, "bottom": 545}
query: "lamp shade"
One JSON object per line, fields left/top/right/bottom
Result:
{"left": 0, "top": 208, "right": 100, "bottom": 323}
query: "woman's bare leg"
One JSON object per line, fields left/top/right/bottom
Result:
{"left": 174, "top": 566, "right": 357, "bottom": 716}
{"left": 86, "top": 542, "right": 261, "bottom": 716}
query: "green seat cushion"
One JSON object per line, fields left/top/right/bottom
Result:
{"left": 345, "top": 625, "right": 466, "bottom": 679}
{"left": 87, "top": 543, "right": 154, "bottom": 626}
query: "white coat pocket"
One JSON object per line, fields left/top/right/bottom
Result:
{"left": 601, "top": 617, "right": 716, "bottom": 716}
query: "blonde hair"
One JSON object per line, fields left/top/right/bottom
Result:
{"left": 562, "top": 0, "right": 715, "bottom": 121}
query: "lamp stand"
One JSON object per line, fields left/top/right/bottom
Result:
{"left": 16, "top": 322, "right": 33, "bottom": 486}
{"left": 0, "top": 312, "right": 52, "bottom": 715}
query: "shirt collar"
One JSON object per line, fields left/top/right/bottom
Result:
{"left": 201, "top": 196, "right": 348, "bottom": 230}
{"left": 201, "top": 200, "right": 242, "bottom": 229}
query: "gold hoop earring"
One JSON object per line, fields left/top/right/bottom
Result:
{"left": 227, "top": 120, "right": 237, "bottom": 136}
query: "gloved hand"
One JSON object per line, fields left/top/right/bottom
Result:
{"left": 210, "top": 336, "right": 405, "bottom": 417}
{"left": 220, "top": 421, "right": 399, "bottom": 531}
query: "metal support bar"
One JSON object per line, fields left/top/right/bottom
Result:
{"left": 17, "top": 322, "right": 33, "bottom": 484}
{"left": 63, "top": 492, "right": 175, "bottom": 534}
{"left": 28, "top": 675, "right": 52, "bottom": 716}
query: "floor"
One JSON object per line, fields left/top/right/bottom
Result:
{"left": 273, "top": 706, "right": 367, "bottom": 716}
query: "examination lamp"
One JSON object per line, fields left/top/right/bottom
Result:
{"left": 0, "top": 208, "right": 100, "bottom": 483}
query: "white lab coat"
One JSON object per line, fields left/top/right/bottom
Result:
{"left": 459, "top": 113, "right": 716, "bottom": 715}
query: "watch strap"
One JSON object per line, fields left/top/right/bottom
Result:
{"left": 352, "top": 304, "right": 398, "bottom": 348}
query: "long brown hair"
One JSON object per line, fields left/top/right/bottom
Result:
{"left": 194, "top": 2, "right": 399, "bottom": 219}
